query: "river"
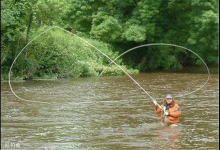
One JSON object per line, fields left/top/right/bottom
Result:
{"left": 1, "top": 71, "right": 219, "bottom": 149}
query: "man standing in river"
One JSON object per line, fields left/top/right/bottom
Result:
{"left": 155, "top": 94, "right": 181, "bottom": 126}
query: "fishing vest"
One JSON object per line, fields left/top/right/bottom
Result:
{"left": 155, "top": 101, "right": 181, "bottom": 125}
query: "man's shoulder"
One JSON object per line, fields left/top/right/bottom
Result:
{"left": 174, "top": 101, "right": 180, "bottom": 107}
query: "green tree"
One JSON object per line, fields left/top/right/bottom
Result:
{"left": 1, "top": 0, "right": 26, "bottom": 67}
{"left": 187, "top": 0, "right": 219, "bottom": 66}
{"left": 1, "top": 0, "right": 218, "bottom": 80}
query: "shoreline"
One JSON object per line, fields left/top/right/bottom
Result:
{"left": 1, "top": 66, "right": 218, "bottom": 82}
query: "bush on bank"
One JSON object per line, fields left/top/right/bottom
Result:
{"left": 2, "top": 27, "right": 138, "bottom": 81}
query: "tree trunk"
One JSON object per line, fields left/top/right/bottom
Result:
{"left": 25, "top": 11, "right": 33, "bottom": 59}
{"left": 25, "top": 11, "right": 33, "bottom": 44}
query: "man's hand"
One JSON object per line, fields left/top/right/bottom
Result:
{"left": 153, "top": 100, "right": 158, "bottom": 106}
{"left": 164, "top": 110, "right": 169, "bottom": 116}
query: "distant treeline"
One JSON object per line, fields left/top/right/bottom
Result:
{"left": 1, "top": 0, "right": 218, "bottom": 80}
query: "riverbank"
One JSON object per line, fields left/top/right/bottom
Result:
{"left": 2, "top": 66, "right": 218, "bottom": 82}
{"left": 145, "top": 66, "right": 219, "bottom": 74}
{"left": 1, "top": 65, "right": 139, "bottom": 82}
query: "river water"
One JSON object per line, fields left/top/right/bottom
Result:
{"left": 1, "top": 71, "right": 219, "bottom": 149}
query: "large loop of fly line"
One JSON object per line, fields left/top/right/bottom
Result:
{"left": 8, "top": 26, "right": 209, "bottom": 108}
{"left": 8, "top": 26, "right": 161, "bottom": 107}
{"left": 8, "top": 26, "right": 161, "bottom": 108}
{"left": 99, "top": 43, "right": 210, "bottom": 99}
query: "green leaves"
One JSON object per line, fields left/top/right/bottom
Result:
{"left": 91, "top": 16, "right": 122, "bottom": 42}
{"left": 6, "top": 26, "right": 136, "bottom": 80}
{"left": 187, "top": 1, "right": 219, "bottom": 65}
{"left": 33, "top": 0, "right": 68, "bottom": 26}
{"left": 1, "top": 0, "right": 219, "bottom": 80}
{"left": 122, "top": 25, "right": 146, "bottom": 42}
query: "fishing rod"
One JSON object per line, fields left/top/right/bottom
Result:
{"left": 56, "top": 26, "right": 163, "bottom": 110}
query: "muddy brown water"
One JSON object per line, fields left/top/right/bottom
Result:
{"left": 1, "top": 72, "right": 219, "bottom": 149}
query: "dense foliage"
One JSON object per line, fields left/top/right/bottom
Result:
{"left": 1, "top": 0, "right": 219, "bottom": 80}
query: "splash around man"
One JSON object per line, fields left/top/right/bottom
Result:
{"left": 155, "top": 94, "right": 181, "bottom": 127}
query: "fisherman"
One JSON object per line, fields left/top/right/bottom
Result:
{"left": 154, "top": 94, "right": 181, "bottom": 127}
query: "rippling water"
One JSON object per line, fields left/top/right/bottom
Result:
{"left": 1, "top": 72, "right": 219, "bottom": 149}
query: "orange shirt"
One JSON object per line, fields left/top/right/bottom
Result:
{"left": 155, "top": 101, "right": 181, "bottom": 124}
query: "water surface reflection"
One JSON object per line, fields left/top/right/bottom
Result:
{"left": 1, "top": 72, "right": 219, "bottom": 149}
